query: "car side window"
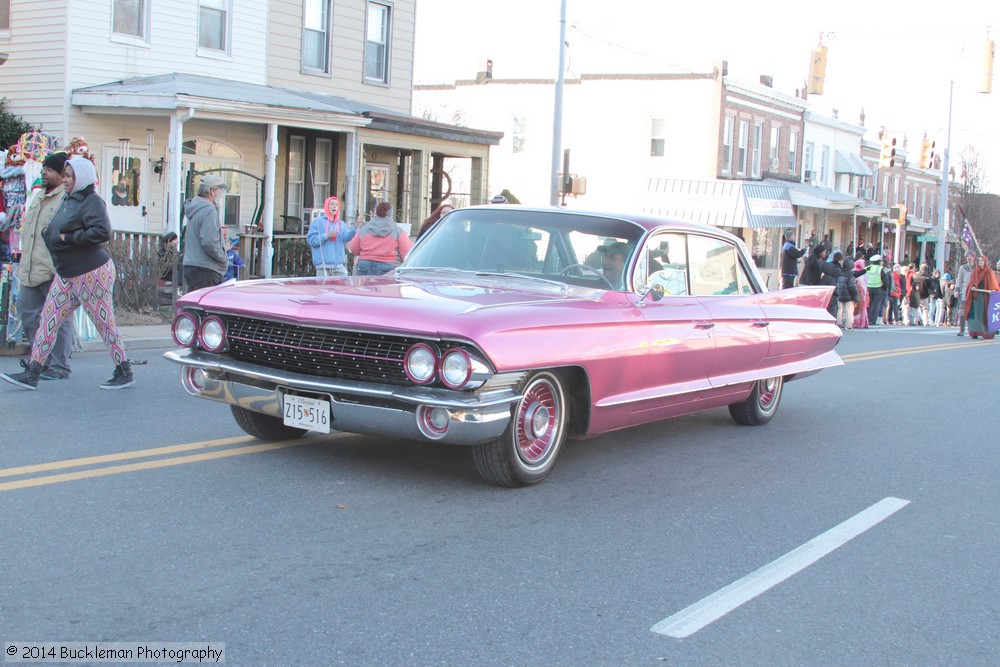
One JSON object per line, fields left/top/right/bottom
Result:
{"left": 688, "top": 235, "right": 751, "bottom": 296}
{"left": 637, "top": 233, "right": 689, "bottom": 296}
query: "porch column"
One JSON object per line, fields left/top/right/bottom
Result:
{"left": 470, "top": 157, "right": 488, "bottom": 205}
{"left": 344, "top": 130, "right": 360, "bottom": 226}
{"left": 167, "top": 108, "right": 195, "bottom": 235}
{"left": 262, "top": 123, "right": 277, "bottom": 279}
{"left": 410, "top": 149, "right": 427, "bottom": 224}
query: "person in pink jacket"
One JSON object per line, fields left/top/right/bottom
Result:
{"left": 349, "top": 201, "right": 412, "bottom": 275}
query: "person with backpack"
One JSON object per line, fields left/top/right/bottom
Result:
{"left": 832, "top": 250, "right": 859, "bottom": 329}
{"left": 348, "top": 201, "right": 412, "bottom": 276}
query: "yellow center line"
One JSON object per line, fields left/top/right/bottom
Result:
{"left": 0, "top": 435, "right": 257, "bottom": 478}
{"left": 840, "top": 340, "right": 991, "bottom": 363}
{"left": 0, "top": 433, "right": 352, "bottom": 492}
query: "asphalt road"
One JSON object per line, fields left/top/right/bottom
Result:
{"left": 1, "top": 327, "right": 997, "bottom": 666}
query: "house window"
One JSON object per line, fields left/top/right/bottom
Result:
{"left": 788, "top": 131, "right": 798, "bottom": 173}
{"left": 287, "top": 136, "right": 306, "bottom": 220}
{"left": 751, "top": 122, "right": 762, "bottom": 178}
{"left": 0, "top": 0, "right": 9, "bottom": 31}
{"left": 722, "top": 116, "right": 734, "bottom": 174}
{"left": 513, "top": 116, "right": 528, "bottom": 153}
{"left": 803, "top": 141, "right": 814, "bottom": 180}
{"left": 769, "top": 127, "right": 779, "bottom": 170}
{"left": 364, "top": 2, "right": 391, "bottom": 83}
{"left": 819, "top": 145, "right": 830, "bottom": 185}
{"left": 113, "top": 0, "right": 147, "bottom": 39}
{"left": 650, "top": 118, "right": 666, "bottom": 157}
{"left": 198, "top": 0, "right": 229, "bottom": 53}
{"left": 314, "top": 138, "right": 332, "bottom": 204}
{"left": 737, "top": 120, "right": 748, "bottom": 176}
{"left": 303, "top": 0, "right": 330, "bottom": 72}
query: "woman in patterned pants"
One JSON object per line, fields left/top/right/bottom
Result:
{"left": 1, "top": 155, "right": 134, "bottom": 390}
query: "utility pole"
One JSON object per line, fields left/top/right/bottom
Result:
{"left": 549, "top": 0, "right": 567, "bottom": 206}
{"left": 933, "top": 81, "right": 953, "bottom": 273}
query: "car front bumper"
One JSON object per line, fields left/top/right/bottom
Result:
{"left": 163, "top": 348, "right": 524, "bottom": 445}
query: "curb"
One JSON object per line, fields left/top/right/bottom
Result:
{"left": 82, "top": 337, "right": 175, "bottom": 353}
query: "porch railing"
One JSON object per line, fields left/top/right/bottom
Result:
{"left": 109, "top": 231, "right": 318, "bottom": 311}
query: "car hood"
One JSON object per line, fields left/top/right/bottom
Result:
{"left": 178, "top": 273, "right": 608, "bottom": 337}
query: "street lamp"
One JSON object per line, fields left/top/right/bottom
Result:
{"left": 550, "top": 0, "right": 567, "bottom": 206}
{"left": 933, "top": 81, "right": 953, "bottom": 274}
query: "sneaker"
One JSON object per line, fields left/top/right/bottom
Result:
{"left": 1, "top": 361, "right": 43, "bottom": 390}
{"left": 100, "top": 360, "right": 134, "bottom": 390}
{"left": 19, "top": 359, "right": 67, "bottom": 380}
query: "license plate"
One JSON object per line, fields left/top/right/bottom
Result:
{"left": 282, "top": 393, "right": 331, "bottom": 433}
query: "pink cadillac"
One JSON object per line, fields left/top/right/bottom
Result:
{"left": 164, "top": 207, "right": 841, "bottom": 486}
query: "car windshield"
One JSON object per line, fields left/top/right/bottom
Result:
{"left": 401, "top": 208, "right": 646, "bottom": 290}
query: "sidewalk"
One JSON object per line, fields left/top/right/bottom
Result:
{"left": 83, "top": 324, "right": 175, "bottom": 352}
{"left": 3, "top": 324, "right": 175, "bottom": 357}
{"left": 2, "top": 324, "right": 175, "bottom": 357}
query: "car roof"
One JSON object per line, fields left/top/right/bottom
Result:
{"left": 460, "top": 204, "right": 741, "bottom": 240}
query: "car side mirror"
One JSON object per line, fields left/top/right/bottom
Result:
{"left": 637, "top": 283, "right": 665, "bottom": 305}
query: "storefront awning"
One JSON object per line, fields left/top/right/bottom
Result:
{"left": 643, "top": 179, "right": 797, "bottom": 229}
{"left": 782, "top": 181, "right": 861, "bottom": 211}
{"left": 741, "top": 183, "right": 798, "bottom": 228}
{"left": 834, "top": 150, "right": 874, "bottom": 177}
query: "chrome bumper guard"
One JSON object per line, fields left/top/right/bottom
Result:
{"left": 163, "top": 348, "right": 524, "bottom": 445}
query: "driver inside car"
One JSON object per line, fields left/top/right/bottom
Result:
{"left": 597, "top": 241, "right": 630, "bottom": 289}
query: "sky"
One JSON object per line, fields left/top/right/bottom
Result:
{"left": 413, "top": 0, "right": 1000, "bottom": 193}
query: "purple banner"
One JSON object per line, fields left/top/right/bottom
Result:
{"left": 989, "top": 291, "right": 1000, "bottom": 334}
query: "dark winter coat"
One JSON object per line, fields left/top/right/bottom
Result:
{"left": 800, "top": 246, "right": 832, "bottom": 286}
{"left": 835, "top": 262, "right": 860, "bottom": 303}
{"left": 780, "top": 241, "right": 806, "bottom": 277}
{"left": 43, "top": 171, "right": 112, "bottom": 279}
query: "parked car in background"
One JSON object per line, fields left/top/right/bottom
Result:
{"left": 165, "top": 206, "right": 841, "bottom": 487}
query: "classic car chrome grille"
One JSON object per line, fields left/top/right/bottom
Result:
{"left": 224, "top": 316, "right": 421, "bottom": 384}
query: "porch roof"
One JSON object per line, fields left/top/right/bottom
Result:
{"left": 71, "top": 73, "right": 503, "bottom": 145}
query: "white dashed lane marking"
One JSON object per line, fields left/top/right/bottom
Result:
{"left": 651, "top": 497, "right": 911, "bottom": 638}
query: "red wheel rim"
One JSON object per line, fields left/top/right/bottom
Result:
{"left": 758, "top": 378, "right": 780, "bottom": 411}
{"left": 516, "top": 380, "right": 559, "bottom": 465}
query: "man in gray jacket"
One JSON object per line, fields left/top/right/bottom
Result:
{"left": 182, "top": 174, "right": 228, "bottom": 292}
{"left": 17, "top": 152, "right": 74, "bottom": 379}
{"left": 953, "top": 251, "right": 975, "bottom": 336}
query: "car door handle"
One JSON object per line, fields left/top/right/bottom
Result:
{"left": 695, "top": 322, "right": 715, "bottom": 329}
{"left": 752, "top": 320, "right": 770, "bottom": 328}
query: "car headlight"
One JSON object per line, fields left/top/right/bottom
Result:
{"left": 198, "top": 315, "right": 227, "bottom": 352}
{"left": 172, "top": 312, "right": 200, "bottom": 347}
{"left": 439, "top": 348, "right": 473, "bottom": 389}
{"left": 404, "top": 343, "right": 438, "bottom": 384}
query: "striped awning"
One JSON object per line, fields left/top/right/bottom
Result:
{"left": 643, "top": 179, "right": 797, "bottom": 229}
{"left": 741, "top": 183, "right": 798, "bottom": 228}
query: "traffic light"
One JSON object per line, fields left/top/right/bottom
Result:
{"left": 879, "top": 137, "right": 897, "bottom": 168}
{"left": 919, "top": 137, "right": 936, "bottom": 169}
{"left": 984, "top": 37, "right": 995, "bottom": 94}
{"left": 807, "top": 44, "right": 828, "bottom": 95}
